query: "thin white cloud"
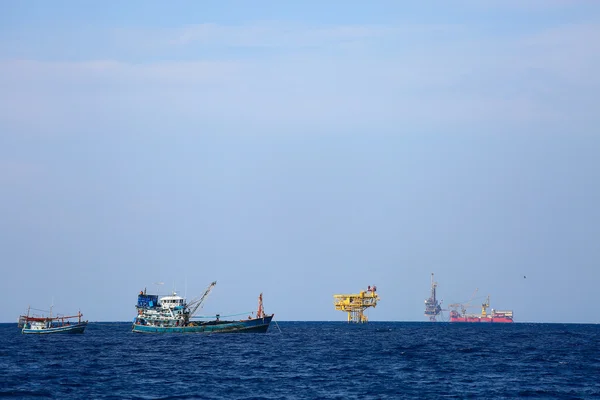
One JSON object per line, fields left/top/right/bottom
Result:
{"left": 457, "top": 0, "right": 594, "bottom": 10}
{"left": 515, "top": 23, "right": 600, "bottom": 85}
{"left": 1, "top": 59, "right": 241, "bottom": 87}
{"left": 117, "top": 22, "right": 466, "bottom": 50}
{"left": 1, "top": 21, "right": 599, "bottom": 134}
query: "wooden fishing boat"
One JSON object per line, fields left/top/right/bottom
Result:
{"left": 132, "top": 282, "right": 274, "bottom": 334}
{"left": 20, "top": 306, "right": 88, "bottom": 334}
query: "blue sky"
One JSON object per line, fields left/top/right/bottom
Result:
{"left": 1, "top": 1, "right": 599, "bottom": 323}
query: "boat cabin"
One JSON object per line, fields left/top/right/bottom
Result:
{"left": 137, "top": 293, "right": 159, "bottom": 308}
{"left": 159, "top": 293, "right": 185, "bottom": 310}
{"left": 28, "top": 321, "right": 49, "bottom": 330}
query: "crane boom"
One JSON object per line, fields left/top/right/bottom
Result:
{"left": 186, "top": 281, "right": 217, "bottom": 318}
{"left": 448, "top": 288, "right": 479, "bottom": 315}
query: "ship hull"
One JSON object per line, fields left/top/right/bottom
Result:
{"left": 132, "top": 315, "right": 273, "bottom": 334}
{"left": 22, "top": 322, "right": 88, "bottom": 334}
{"left": 450, "top": 317, "right": 513, "bottom": 323}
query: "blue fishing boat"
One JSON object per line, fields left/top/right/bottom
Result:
{"left": 20, "top": 306, "right": 88, "bottom": 334}
{"left": 132, "top": 281, "right": 274, "bottom": 334}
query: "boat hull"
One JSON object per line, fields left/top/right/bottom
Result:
{"left": 132, "top": 315, "right": 274, "bottom": 334}
{"left": 22, "top": 322, "right": 88, "bottom": 334}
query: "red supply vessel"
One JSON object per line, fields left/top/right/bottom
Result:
{"left": 449, "top": 295, "right": 513, "bottom": 323}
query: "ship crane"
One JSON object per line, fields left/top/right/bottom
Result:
{"left": 186, "top": 281, "right": 217, "bottom": 319}
{"left": 480, "top": 295, "right": 490, "bottom": 317}
{"left": 448, "top": 287, "right": 479, "bottom": 317}
{"left": 333, "top": 285, "right": 380, "bottom": 323}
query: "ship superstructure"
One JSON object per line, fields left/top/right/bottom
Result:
{"left": 333, "top": 285, "right": 380, "bottom": 323}
{"left": 424, "top": 273, "right": 442, "bottom": 321}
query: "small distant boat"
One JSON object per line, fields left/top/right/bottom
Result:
{"left": 132, "top": 281, "right": 274, "bottom": 334}
{"left": 20, "top": 306, "right": 88, "bottom": 334}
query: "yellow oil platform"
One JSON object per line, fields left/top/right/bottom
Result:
{"left": 333, "top": 285, "right": 380, "bottom": 323}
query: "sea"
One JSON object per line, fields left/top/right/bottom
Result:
{"left": 1, "top": 322, "right": 599, "bottom": 399}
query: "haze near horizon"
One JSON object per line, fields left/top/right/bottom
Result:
{"left": 1, "top": 1, "right": 599, "bottom": 323}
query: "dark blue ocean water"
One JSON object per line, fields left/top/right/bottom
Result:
{"left": 1, "top": 322, "right": 599, "bottom": 399}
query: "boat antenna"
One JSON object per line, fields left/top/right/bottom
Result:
{"left": 154, "top": 282, "right": 164, "bottom": 296}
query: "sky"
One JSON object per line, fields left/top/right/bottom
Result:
{"left": 1, "top": 1, "right": 599, "bottom": 323}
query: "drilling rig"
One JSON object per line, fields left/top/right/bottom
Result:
{"left": 424, "top": 273, "right": 443, "bottom": 321}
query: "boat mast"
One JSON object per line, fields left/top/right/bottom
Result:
{"left": 256, "top": 293, "right": 264, "bottom": 319}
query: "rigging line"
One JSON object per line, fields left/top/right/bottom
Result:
{"left": 191, "top": 311, "right": 254, "bottom": 319}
